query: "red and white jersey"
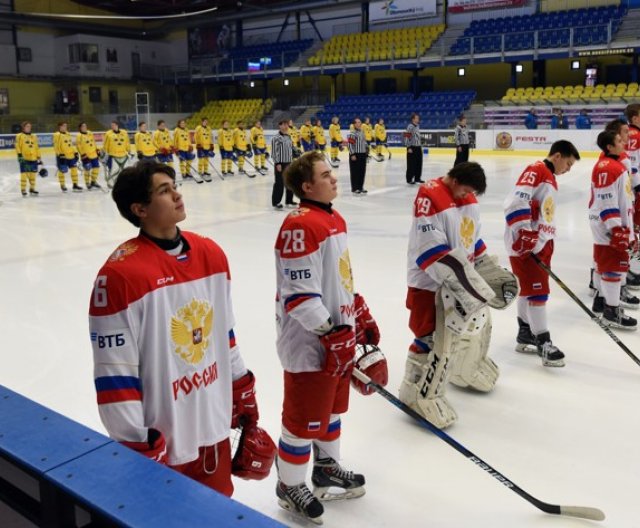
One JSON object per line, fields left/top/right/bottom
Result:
{"left": 589, "top": 155, "right": 633, "bottom": 245}
{"left": 599, "top": 150, "right": 631, "bottom": 177}
{"left": 504, "top": 160, "right": 558, "bottom": 257}
{"left": 89, "top": 232, "right": 246, "bottom": 466}
{"left": 628, "top": 125, "right": 640, "bottom": 182}
{"left": 275, "top": 202, "right": 355, "bottom": 373}
{"left": 407, "top": 177, "right": 487, "bottom": 292}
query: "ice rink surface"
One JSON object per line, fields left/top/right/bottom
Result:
{"left": 1, "top": 151, "right": 638, "bottom": 527}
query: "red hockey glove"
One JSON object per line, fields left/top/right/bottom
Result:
{"left": 171, "top": 146, "right": 178, "bottom": 154}
{"left": 512, "top": 229, "right": 539, "bottom": 256}
{"left": 188, "top": 145, "right": 194, "bottom": 152}
{"left": 232, "top": 371, "right": 259, "bottom": 429}
{"left": 353, "top": 293, "right": 380, "bottom": 345}
{"left": 231, "top": 426, "right": 276, "bottom": 480}
{"left": 121, "top": 428, "right": 168, "bottom": 464}
{"left": 160, "top": 148, "right": 170, "bottom": 156}
{"left": 610, "top": 225, "right": 631, "bottom": 250}
{"left": 320, "top": 325, "right": 356, "bottom": 377}
{"left": 196, "top": 144, "right": 202, "bottom": 150}
{"left": 351, "top": 345, "right": 388, "bottom": 396}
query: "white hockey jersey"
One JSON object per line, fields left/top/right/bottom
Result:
{"left": 628, "top": 125, "right": 640, "bottom": 188}
{"left": 89, "top": 232, "right": 246, "bottom": 466}
{"left": 504, "top": 160, "right": 558, "bottom": 257}
{"left": 407, "top": 177, "right": 487, "bottom": 292}
{"left": 589, "top": 155, "right": 633, "bottom": 245}
{"left": 275, "top": 201, "right": 355, "bottom": 372}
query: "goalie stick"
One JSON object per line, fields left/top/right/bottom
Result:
{"left": 352, "top": 368, "right": 605, "bottom": 522}
{"left": 533, "top": 254, "right": 640, "bottom": 369}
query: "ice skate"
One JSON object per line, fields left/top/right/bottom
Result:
{"left": 515, "top": 317, "right": 537, "bottom": 353}
{"left": 311, "top": 448, "right": 365, "bottom": 501}
{"left": 535, "top": 332, "right": 565, "bottom": 367}
{"left": 276, "top": 480, "right": 324, "bottom": 525}
{"left": 620, "top": 286, "right": 640, "bottom": 310}
{"left": 602, "top": 304, "right": 638, "bottom": 330}
{"left": 592, "top": 293, "right": 605, "bottom": 314}
{"left": 72, "top": 184, "right": 83, "bottom": 192}
{"left": 625, "top": 271, "right": 640, "bottom": 290}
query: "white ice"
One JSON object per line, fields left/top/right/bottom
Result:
{"left": 1, "top": 151, "right": 638, "bottom": 528}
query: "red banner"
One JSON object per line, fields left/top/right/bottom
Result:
{"left": 448, "top": 0, "right": 525, "bottom": 13}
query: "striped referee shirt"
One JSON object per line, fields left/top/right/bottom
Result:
{"left": 454, "top": 124, "right": 469, "bottom": 146}
{"left": 404, "top": 122, "right": 421, "bottom": 147}
{"left": 347, "top": 128, "right": 367, "bottom": 154}
{"left": 271, "top": 132, "right": 293, "bottom": 164}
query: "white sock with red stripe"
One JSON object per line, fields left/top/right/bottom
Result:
{"left": 277, "top": 426, "right": 311, "bottom": 486}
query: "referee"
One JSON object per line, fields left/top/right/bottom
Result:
{"left": 404, "top": 113, "right": 424, "bottom": 185}
{"left": 271, "top": 119, "right": 297, "bottom": 210}
{"left": 454, "top": 114, "right": 470, "bottom": 166}
{"left": 348, "top": 117, "right": 368, "bottom": 195}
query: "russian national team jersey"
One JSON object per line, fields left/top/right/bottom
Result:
{"left": 407, "top": 177, "right": 486, "bottom": 292}
{"left": 628, "top": 125, "right": 640, "bottom": 189}
{"left": 589, "top": 155, "right": 633, "bottom": 245}
{"left": 275, "top": 202, "right": 355, "bottom": 373}
{"left": 89, "top": 232, "right": 246, "bottom": 466}
{"left": 504, "top": 160, "right": 558, "bottom": 257}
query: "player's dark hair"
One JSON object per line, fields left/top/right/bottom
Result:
{"left": 112, "top": 162, "right": 176, "bottom": 227}
{"left": 57, "top": 121, "right": 67, "bottom": 128}
{"left": 21, "top": 121, "right": 31, "bottom": 130}
{"left": 78, "top": 122, "right": 87, "bottom": 130}
{"left": 447, "top": 161, "right": 487, "bottom": 195}
{"left": 138, "top": 121, "right": 146, "bottom": 127}
{"left": 157, "top": 119, "right": 165, "bottom": 126}
{"left": 605, "top": 119, "right": 627, "bottom": 134}
{"left": 597, "top": 130, "right": 618, "bottom": 153}
{"left": 410, "top": 112, "right": 419, "bottom": 121}
{"left": 625, "top": 104, "right": 640, "bottom": 121}
{"left": 548, "top": 140, "right": 580, "bottom": 160}
{"left": 284, "top": 151, "right": 326, "bottom": 198}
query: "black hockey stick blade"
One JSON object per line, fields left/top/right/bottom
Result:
{"left": 532, "top": 254, "right": 640, "bottom": 368}
{"left": 351, "top": 369, "right": 605, "bottom": 521}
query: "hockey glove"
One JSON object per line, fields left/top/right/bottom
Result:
{"left": 137, "top": 152, "right": 143, "bottom": 160}
{"left": 160, "top": 148, "right": 170, "bottom": 156}
{"left": 610, "top": 225, "right": 631, "bottom": 250}
{"left": 188, "top": 145, "right": 193, "bottom": 152}
{"left": 196, "top": 144, "right": 202, "bottom": 150}
{"left": 121, "top": 428, "right": 168, "bottom": 464}
{"left": 73, "top": 153, "right": 79, "bottom": 162}
{"left": 292, "top": 147, "right": 302, "bottom": 158}
{"left": 512, "top": 229, "right": 539, "bottom": 256}
{"left": 231, "top": 370, "right": 259, "bottom": 429}
{"left": 37, "top": 158, "right": 43, "bottom": 165}
{"left": 231, "top": 426, "right": 276, "bottom": 480}
{"left": 351, "top": 344, "right": 388, "bottom": 396}
{"left": 353, "top": 293, "right": 380, "bottom": 345}
{"left": 321, "top": 325, "right": 356, "bottom": 377}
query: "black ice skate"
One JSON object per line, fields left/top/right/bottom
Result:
{"left": 72, "top": 184, "right": 83, "bottom": 192}
{"left": 60, "top": 185, "right": 68, "bottom": 193}
{"left": 592, "top": 293, "right": 605, "bottom": 314}
{"left": 311, "top": 450, "right": 365, "bottom": 501}
{"left": 515, "top": 317, "right": 537, "bottom": 353}
{"left": 620, "top": 286, "right": 640, "bottom": 310}
{"left": 602, "top": 304, "right": 638, "bottom": 330}
{"left": 202, "top": 173, "right": 212, "bottom": 183}
{"left": 625, "top": 271, "right": 640, "bottom": 290}
{"left": 535, "top": 331, "right": 565, "bottom": 367}
{"left": 276, "top": 480, "right": 324, "bottom": 525}
{"left": 29, "top": 189, "right": 39, "bottom": 196}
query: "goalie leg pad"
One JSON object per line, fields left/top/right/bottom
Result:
{"left": 448, "top": 308, "right": 499, "bottom": 392}
{"left": 474, "top": 254, "right": 520, "bottom": 310}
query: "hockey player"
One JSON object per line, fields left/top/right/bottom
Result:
{"left": 328, "top": 116, "right": 343, "bottom": 167}
{"left": 76, "top": 122, "right": 102, "bottom": 190}
{"left": 362, "top": 117, "right": 374, "bottom": 161}
{"left": 288, "top": 119, "right": 301, "bottom": 158}
{"left": 173, "top": 119, "right": 195, "bottom": 181}
{"left": 300, "top": 118, "right": 315, "bottom": 152}
{"left": 15, "top": 121, "right": 41, "bottom": 197}
{"left": 89, "top": 161, "right": 276, "bottom": 497}
{"left": 313, "top": 119, "right": 327, "bottom": 154}
{"left": 274, "top": 151, "right": 387, "bottom": 524}
{"left": 233, "top": 121, "right": 251, "bottom": 176}
{"left": 53, "top": 121, "right": 82, "bottom": 193}
{"left": 103, "top": 121, "right": 132, "bottom": 188}
{"left": 590, "top": 130, "right": 637, "bottom": 330}
{"left": 374, "top": 118, "right": 387, "bottom": 161}
{"left": 504, "top": 140, "right": 580, "bottom": 367}
{"left": 135, "top": 122, "right": 157, "bottom": 162}
{"left": 153, "top": 120, "right": 173, "bottom": 167}
{"left": 218, "top": 120, "right": 235, "bottom": 176}
{"left": 624, "top": 106, "right": 640, "bottom": 288}
{"left": 194, "top": 117, "right": 214, "bottom": 181}
{"left": 250, "top": 120, "right": 268, "bottom": 175}
{"left": 401, "top": 162, "right": 518, "bottom": 428}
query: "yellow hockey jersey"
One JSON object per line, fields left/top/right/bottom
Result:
{"left": 194, "top": 125, "right": 213, "bottom": 149}
{"left": 135, "top": 131, "right": 157, "bottom": 157}
{"left": 289, "top": 125, "right": 300, "bottom": 146}
{"left": 153, "top": 129, "right": 172, "bottom": 153}
{"left": 173, "top": 127, "right": 192, "bottom": 152}
{"left": 233, "top": 128, "right": 248, "bottom": 151}
{"left": 250, "top": 126, "right": 266, "bottom": 149}
{"left": 76, "top": 131, "right": 99, "bottom": 159}
{"left": 313, "top": 125, "right": 326, "bottom": 145}
{"left": 329, "top": 123, "right": 343, "bottom": 144}
{"left": 15, "top": 132, "right": 41, "bottom": 161}
{"left": 374, "top": 123, "right": 387, "bottom": 142}
{"left": 218, "top": 128, "right": 234, "bottom": 151}
{"left": 53, "top": 131, "right": 77, "bottom": 159}
{"left": 103, "top": 129, "right": 131, "bottom": 157}
{"left": 362, "top": 123, "right": 373, "bottom": 142}
{"left": 299, "top": 124, "right": 313, "bottom": 143}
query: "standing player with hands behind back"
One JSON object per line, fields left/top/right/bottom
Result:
{"left": 273, "top": 151, "right": 387, "bottom": 524}
{"left": 89, "top": 161, "right": 276, "bottom": 497}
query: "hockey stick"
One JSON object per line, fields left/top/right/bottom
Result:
{"left": 185, "top": 163, "right": 204, "bottom": 184}
{"left": 532, "top": 254, "right": 640, "bottom": 368}
{"left": 232, "top": 156, "right": 256, "bottom": 178}
{"left": 208, "top": 159, "right": 225, "bottom": 181}
{"left": 351, "top": 368, "right": 605, "bottom": 521}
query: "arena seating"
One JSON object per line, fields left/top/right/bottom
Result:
{"left": 450, "top": 5, "right": 626, "bottom": 55}
{"left": 484, "top": 104, "right": 626, "bottom": 128}
{"left": 217, "top": 39, "right": 313, "bottom": 73}
{"left": 500, "top": 83, "right": 639, "bottom": 104}
{"left": 308, "top": 25, "right": 445, "bottom": 65}
{"left": 186, "top": 98, "right": 271, "bottom": 129}
{"left": 316, "top": 90, "right": 475, "bottom": 130}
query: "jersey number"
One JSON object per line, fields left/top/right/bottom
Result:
{"left": 517, "top": 171, "right": 537, "bottom": 186}
{"left": 597, "top": 172, "right": 609, "bottom": 187}
{"left": 281, "top": 229, "right": 305, "bottom": 254}
{"left": 93, "top": 275, "right": 108, "bottom": 307}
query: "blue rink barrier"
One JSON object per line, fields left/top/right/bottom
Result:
{"left": 0, "top": 385, "right": 284, "bottom": 528}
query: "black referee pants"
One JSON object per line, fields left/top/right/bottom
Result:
{"left": 272, "top": 162, "right": 294, "bottom": 206}
{"left": 406, "top": 147, "right": 423, "bottom": 183}
{"left": 349, "top": 153, "right": 367, "bottom": 192}
{"left": 454, "top": 144, "right": 470, "bottom": 166}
